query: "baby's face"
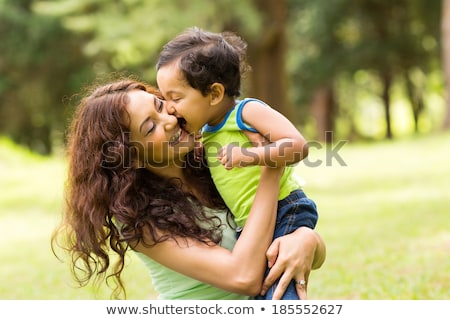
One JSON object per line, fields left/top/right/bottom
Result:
{"left": 157, "top": 61, "right": 212, "bottom": 134}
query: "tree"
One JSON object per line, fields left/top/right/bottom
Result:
{"left": 288, "top": 0, "right": 443, "bottom": 140}
{"left": 0, "top": 0, "right": 94, "bottom": 154}
{"left": 245, "top": 0, "right": 295, "bottom": 122}
{"left": 33, "top": 0, "right": 299, "bottom": 121}
{"left": 442, "top": 0, "right": 450, "bottom": 130}
{"left": 2, "top": 0, "right": 443, "bottom": 154}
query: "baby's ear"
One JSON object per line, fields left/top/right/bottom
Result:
{"left": 209, "top": 83, "right": 225, "bottom": 105}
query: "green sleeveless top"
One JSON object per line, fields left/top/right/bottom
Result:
{"left": 202, "top": 98, "right": 303, "bottom": 227}
{"left": 133, "top": 207, "right": 249, "bottom": 300}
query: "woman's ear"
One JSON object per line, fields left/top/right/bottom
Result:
{"left": 209, "top": 83, "right": 225, "bottom": 106}
{"left": 130, "top": 148, "right": 145, "bottom": 169}
{"left": 131, "top": 158, "right": 144, "bottom": 169}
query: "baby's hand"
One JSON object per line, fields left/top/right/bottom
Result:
{"left": 217, "top": 143, "right": 254, "bottom": 170}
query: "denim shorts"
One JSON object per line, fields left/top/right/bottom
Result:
{"left": 255, "top": 189, "right": 318, "bottom": 300}
{"left": 274, "top": 189, "right": 318, "bottom": 238}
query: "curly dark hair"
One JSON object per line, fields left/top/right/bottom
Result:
{"left": 51, "top": 78, "right": 227, "bottom": 299}
{"left": 156, "top": 26, "right": 251, "bottom": 98}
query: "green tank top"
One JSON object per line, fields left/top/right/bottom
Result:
{"left": 202, "top": 98, "right": 302, "bottom": 227}
{"left": 133, "top": 207, "right": 249, "bottom": 300}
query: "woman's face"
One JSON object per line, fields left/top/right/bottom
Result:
{"left": 126, "top": 89, "right": 195, "bottom": 168}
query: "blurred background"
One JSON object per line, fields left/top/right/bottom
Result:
{"left": 0, "top": 0, "right": 449, "bottom": 300}
{"left": 0, "top": 0, "right": 448, "bottom": 153}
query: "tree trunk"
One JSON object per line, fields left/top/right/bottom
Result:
{"left": 404, "top": 71, "right": 425, "bottom": 133}
{"left": 246, "top": 0, "right": 297, "bottom": 124}
{"left": 310, "top": 85, "right": 336, "bottom": 142}
{"left": 381, "top": 71, "right": 393, "bottom": 139}
{"left": 442, "top": 0, "right": 450, "bottom": 129}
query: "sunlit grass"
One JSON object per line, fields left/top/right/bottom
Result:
{"left": 1, "top": 132, "right": 449, "bottom": 299}
{"left": 297, "top": 132, "right": 450, "bottom": 299}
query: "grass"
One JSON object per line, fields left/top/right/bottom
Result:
{"left": 0, "top": 132, "right": 449, "bottom": 300}
{"left": 297, "top": 132, "right": 450, "bottom": 299}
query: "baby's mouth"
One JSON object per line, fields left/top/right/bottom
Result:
{"left": 169, "top": 118, "right": 188, "bottom": 146}
{"left": 178, "top": 117, "right": 187, "bottom": 131}
{"left": 169, "top": 129, "right": 182, "bottom": 145}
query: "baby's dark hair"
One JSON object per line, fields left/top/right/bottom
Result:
{"left": 156, "top": 26, "right": 251, "bottom": 98}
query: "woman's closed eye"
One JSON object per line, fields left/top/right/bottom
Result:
{"left": 155, "top": 97, "right": 164, "bottom": 112}
{"left": 143, "top": 98, "right": 163, "bottom": 135}
{"left": 148, "top": 97, "right": 171, "bottom": 134}
{"left": 145, "top": 122, "right": 154, "bottom": 135}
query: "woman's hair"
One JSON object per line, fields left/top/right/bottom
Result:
{"left": 156, "top": 26, "right": 251, "bottom": 98}
{"left": 51, "top": 78, "right": 226, "bottom": 299}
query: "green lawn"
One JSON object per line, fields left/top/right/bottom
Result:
{"left": 298, "top": 132, "right": 450, "bottom": 299}
{"left": 0, "top": 132, "right": 449, "bottom": 299}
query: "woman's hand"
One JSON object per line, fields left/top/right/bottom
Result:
{"left": 260, "top": 227, "right": 326, "bottom": 300}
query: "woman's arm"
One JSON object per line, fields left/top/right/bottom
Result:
{"left": 134, "top": 166, "right": 283, "bottom": 296}
{"left": 261, "top": 227, "right": 327, "bottom": 300}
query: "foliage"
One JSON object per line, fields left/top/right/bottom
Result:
{"left": 286, "top": 0, "right": 443, "bottom": 139}
{"left": 0, "top": 0, "right": 447, "bottom": 154}
{"left": 33, "top": 0, "right": 261, "bottom": 78}
{"left": 0, "top": 0, "right": 95, "bottom": 154}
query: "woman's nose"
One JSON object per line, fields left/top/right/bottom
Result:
{"left": 164, "top": 113, "right": 178, "bottom": 130}
{"left": 162, "top": 104, "right": 178, "bottom": 129}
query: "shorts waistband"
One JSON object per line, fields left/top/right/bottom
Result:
{"left": 278, "top": 189, "right": 306, "bottom": 206}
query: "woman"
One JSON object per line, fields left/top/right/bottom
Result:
{"left": 51, "top": 78, "right": 325, "bottom": 300}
